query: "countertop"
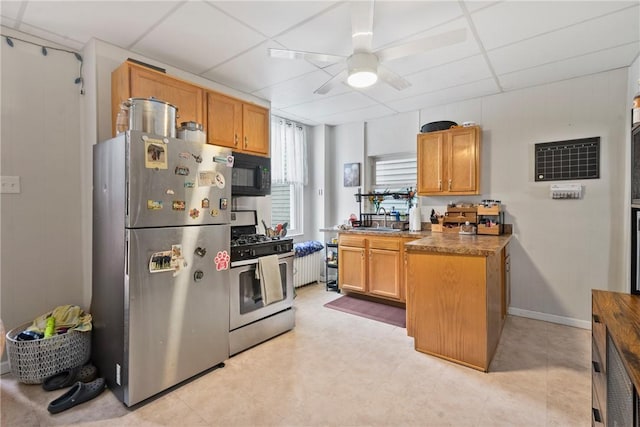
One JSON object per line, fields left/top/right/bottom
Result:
{"left": 339, "top": 228, "right": 512, "bottom": 256}
{"left": 592, "top": 290, "right": 640, "bottom": 392}
{"left": 405, "top": 232, "right": 512, "bottom": 256}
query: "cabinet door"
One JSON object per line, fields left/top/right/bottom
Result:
{"left": 129, "top": 66, "right": 203, "bottom": 128}
{"left": 447, "top": 127, "right": 479, "bottom": 194}
{"left": 242, "top": 104, "right": 269, "bottom": 156}
{"left": 338, "top": 246, "right": 366, "bottom": 292}
{"left": 206, "top": 91, "right": 242, "bottom": 149}
{"left": 417, "top": 132, "right": 444, "bottom": 194}
{"left": 368, "top": 248, "right": 402, "bottom": 300}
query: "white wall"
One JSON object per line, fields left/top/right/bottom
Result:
{"left": 327, "top": 69, "right": 629, "bottom": 326}
{"left": 328, "top": 122, "right": 365, "bottom": 226}
{"left": 304, "top": 125, "right": 327, "bottom": 244}
{"left": 1, "top": 29, "right": 84, "bottom": 336}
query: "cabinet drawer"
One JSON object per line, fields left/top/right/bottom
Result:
{"left": 369, "top": 238, "right": 400, "bottom": 251}
{"left": 592, "top": 338, "right": 606, "bottom": 420}
{"left": 339, "top": 235, "right": 366, "bottom": 248}
{"left": 592, "top": 300, "right": 606, "bottom": 365}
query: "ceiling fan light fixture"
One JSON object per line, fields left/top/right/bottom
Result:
{"left": 346, "top": 53, "right": 378, "bottom": 88}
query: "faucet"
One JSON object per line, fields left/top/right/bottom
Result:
{"left": 377, "top": 207, "right": 388, "bottom": 228}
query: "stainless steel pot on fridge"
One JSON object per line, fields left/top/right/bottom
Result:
{"left": 127, "top": 97, "right": 177, "bottom": 138}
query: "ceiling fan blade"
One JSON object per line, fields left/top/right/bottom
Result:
{"left": 376, "top": 28, "right": 467, "bottom": 63}
{"left": 377, "top": 65, "right": 411, "bottom": 91}
{"left": 314, "top": 70, "right": 348, "bottom": 95}
{"left": 350, "top": 0, "right": 374, "bottom": 52}
{"left": 268, "top": 48, "right": 345, "bottom": 64}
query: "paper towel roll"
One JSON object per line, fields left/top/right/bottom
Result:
{"left": 409, "top": 206, "right": 421, "bottom": 231}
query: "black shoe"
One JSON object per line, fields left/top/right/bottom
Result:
{"left": 42, "top": 364, "right": 98, "bottom": 391}
{"left": 47, "top": 378, "right": 106, "bottom": 414}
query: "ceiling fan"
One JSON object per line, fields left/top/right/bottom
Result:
{"left": 268, "top": 0, "right": 467, "bottom": 94}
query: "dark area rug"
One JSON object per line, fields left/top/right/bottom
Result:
{"left": 324, "top": 295, "right": 406, "bottom": 328}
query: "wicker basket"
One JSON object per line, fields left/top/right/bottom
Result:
{"left": 5, "top": 322, "right": 91, "bottom": 384}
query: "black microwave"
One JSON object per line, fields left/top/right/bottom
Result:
{"left": 231, "top": 152, "right": 271, "bottom": 196}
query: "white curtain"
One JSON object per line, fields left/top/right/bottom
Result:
{"left": 271, "top": 116, "right": 307, "bottom": 185}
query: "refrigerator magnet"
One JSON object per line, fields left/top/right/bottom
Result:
{"left": 147, "top": 200, "right": 163, "bottom": 210}
{"left": 195, "top": 247, "right": 207, "bottom": 257}
{"left": 172, "top": 201, "right": 185, "bottom": 211}
{"left": 179, "top": 152, "right": 190, "bottom": 160}
{"left": 226, "top": 155, "right": 234, "bottom": 167}
{"left": 192, "top": 153, "right": 203, "bottom": 163}
{"left": 210, "top": 208, "right": 219, "bottom": 217}
{"left": 184, "top": 181, "right": 195, "bottom": 188}
{"left": 201, "top": 198, "right": 210, "bottom": 209}
{"left": 149, "top": 250, "right": 173, "bottom": 273}
{"left": 219, "top": 198, "right": 228, "bottom": 210}
{"left": 175, "top": 165, "right": 190, "bottom": 176}
{"left": 214, "top": 250, "right": 230, "bottom": 271}
{"left": 215, "top": 172, "right": 225, "bottom": 188}
{"left": 145, "top": 141, "right": 168, "bottom": 170}
{"left": 198, "top": 171, "right": 215, "bottom": 187}
{"left": 189, "top": 208, "right": 200, "bottom": 219}
{"left": 166, "top": 189, "right": 175, "bottom": 195}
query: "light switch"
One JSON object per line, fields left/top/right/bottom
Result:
{"left": 1, "top": 176, "right": 21, "bottom": 194}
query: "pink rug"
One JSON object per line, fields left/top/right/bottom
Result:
{"left": 324, "top": 295, "right": 406, "bottom": 328}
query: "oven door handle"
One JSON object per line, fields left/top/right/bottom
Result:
{"left": 231, "top": 252, "right": 294, "bottom": 268}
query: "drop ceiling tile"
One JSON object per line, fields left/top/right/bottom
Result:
{"left": 210, "top": 1, "right": 338, "bottom": 38}
{"left": 473, "top": 1, "right": 639, "bottom": 50}
{"left": 1, "top": 1, "right": 24, "bottom": 20}
{"left": 498, "top": 42, "right": 640, "bottom": 91}
{"left": 273, "top": 2, "right": 352, "bottom": 56}
{"left": 280, "top": 91, "right": 378, "bottom": 119}
{"left": 376, "top": 18, "right": 480, "bottom": 77}
{"left": 371, "top": 1, "right": 463, "bottom": 49}
{"left": 487, "top": 6, "right": 640, "bottom": 75}
{"left": 252, "top": 68, "right": 351, "bottom": 109}
{"left": 463, "top": 1, "right": 501, "bottom": 13}
{"left": 12, "top": 22, "right": 84, "bottom": 50}
{"left": 132, "top": 1, "right": 266, "bottom": 75}
{"left": 386, "top": 78, "right": 500, "bottom": 112}
{"left": 315, "top": 104, "right": 396, "bottom": 126}
{"left": 202, "top": 40, "right": 319, "bottom": 93}
{"left": 363, "top": 54, "right": 493, "bottom": 103}
{"left": 19, "top": 1, "right": 180, "bottom": 49}
{"left": 271, "top": 108, "right": 320, "bottom": 127}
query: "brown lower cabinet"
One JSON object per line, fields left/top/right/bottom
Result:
{"left": 591, "top": 290, "right": 640, "bottom": 427}
{"left": 338, "top": 233, "right": 411, "bottom": 302}
{"left": 406, "top": 246, "right": 506, "bottom": 372}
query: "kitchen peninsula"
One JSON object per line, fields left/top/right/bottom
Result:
{"left": 406, "top": 232, "right": 512, "bottom": 372}
{"left": 338, "top": 228, "right": 511, "bottom": 372}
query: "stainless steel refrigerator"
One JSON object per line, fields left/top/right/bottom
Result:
{"left": 92, "top": 130, "right": 232, "bottom": 406}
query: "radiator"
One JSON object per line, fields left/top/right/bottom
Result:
{"left": 293, "top": 251, "right": 323, "bottom": 288}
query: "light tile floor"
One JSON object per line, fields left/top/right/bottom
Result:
{"left": 1, "top": 283, "right": 591, "bottom": 426}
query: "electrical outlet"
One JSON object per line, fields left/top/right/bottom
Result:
{"left": 1, "top": 176, "right": 21, "bottom": 194}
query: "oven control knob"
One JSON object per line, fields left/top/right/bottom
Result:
{"left": 250, "top": 249, "right": 256, "bottom": 257}
{"left": 194, "top": 270, "right": 204, "bottom": 282}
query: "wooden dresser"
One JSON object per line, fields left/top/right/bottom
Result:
{"left": 591, "top": 290, "right": 640, "bottom": 426}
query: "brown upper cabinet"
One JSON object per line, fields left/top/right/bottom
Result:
{"left": 111, "top": 61, "right": 203, "bottom": 137}
{"left": 417, "top": 126, "right": 481, "bottom": 196}
{"left": 206, "top": 91, "right": 269, "bottom": 156}
{"left": 111, "top": 60, "right": 269, "bottom": 156}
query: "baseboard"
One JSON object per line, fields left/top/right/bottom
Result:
{"left": 1, "top": 359, "right": 11, "bottom": 375}
{"left": 508, "top": 307, "right": 591, "bottom": 330}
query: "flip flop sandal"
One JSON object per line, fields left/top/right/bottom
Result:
{"left": 42, "top": 364, "right": 98, "bottom": 391}
{"left": 47, "top": 377, "right": 106, "bottom": 414}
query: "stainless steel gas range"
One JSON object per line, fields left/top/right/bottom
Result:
{"left": 229, "top": 210, "right": 294, "bottom": 355}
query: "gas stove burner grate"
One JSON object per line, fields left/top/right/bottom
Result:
{"left": 231, "top": 233, "right": 286, "bottom": 247}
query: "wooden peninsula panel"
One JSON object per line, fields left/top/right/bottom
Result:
{"left": 406, "top": 233, "right": 511, "bottom": 372}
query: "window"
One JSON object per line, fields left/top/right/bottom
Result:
{"left": 370, "top": 154, "right": 417, "bottom": 215}
{"left": 271, "top": 117, "right": 307, "bottom": 235}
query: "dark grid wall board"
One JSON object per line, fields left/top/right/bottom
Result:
{"left": 534, "top": 137, "right": 600, "bottom": 182}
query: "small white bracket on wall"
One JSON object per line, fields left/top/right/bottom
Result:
{"left": 550, "top": 183, "right": 582, "bottom": 199}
